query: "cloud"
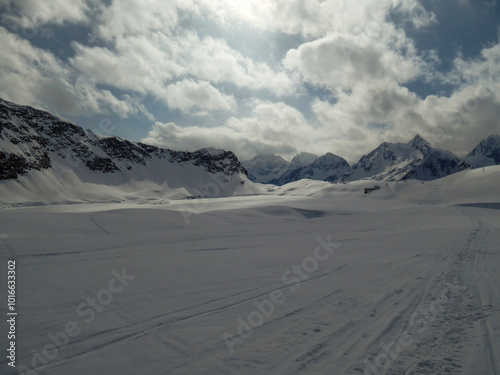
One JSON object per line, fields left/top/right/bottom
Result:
{"left": 276, "top": 0, "right": 434, "bottom": 94}
{"left": 416, "top": 41, "right": 500, "bottom": 153}
{"left": 310, "top": 40, "right": 500, "bottom": 162}
{"left": 392, "top": 0, "right": 437, "bottom": 29}
{"left": 71, "top": 29, "right": 295, "bottom": 109}
{"left": 95, "top": 0, "right": 180, "bottom": 41}
{"left": 0, "top": 0, "right": 90, "bottom": 29}
{"left": 451, "top": 41, "right": 500, "bottom": 89}
{"left": 0, "top": 27, "right": 152, "bottom": 119}
{"left": 164, "top": 79, "right": 236, "bottom": 114}
{"left": 91, "top": 0, "right": 295, "bottom": 96}
{"left": 0, "top": 0, "right": 498, "bottom": 165}
{"left": 0, "top": 0, "right": 296, "bottom": 122}
{"left": 283, "top": 29, "right": 423, "bottom": 92}
{"left": 215, "top": 0, "right": 435, "bottom": 37}
{"left": 93, "top": 0, "right": 239, "bottom": 41}
{"left": 311, "top": 84, "right": 422, "bottom": 161}
{"left": 142, "top": 101, "right": 317, "bottom": 160}
{"left": 70, "top": 35, "right": 179, "bottom": 95}
{"left": 0, "top": 26, "right": 72, "bottom": 110}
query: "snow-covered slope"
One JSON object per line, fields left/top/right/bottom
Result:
{"left": 0, "top": 98, "right": 257, "bottom": 205}
{"left": 1, "top": 165, "right": 499, "bottom": 375}
{"left": 387, "top": 164, "right": 500, "bottom": 204}
{"left": 465, "top": 134, "right": 500, "bottom": 167}
{"left": 241, "top": 154, "right": 290, "bottom": 183}
{"left": 270, "top": 165, "right": 500, "bottom": 204}
{"left": 344, "top": 134, "right": 467, "bottom": 181}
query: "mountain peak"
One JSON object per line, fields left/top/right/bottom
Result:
{"left": 486, "top": 134, "right": 500, "bottom": 143}
{"left": 241, "top": 154, "right": 289, "bottom": 183}
{"left": 466, "top": 134, "right": 500, "bottom": 167}
{"left": 289, "top": 152, "right": 318, "bottom": 170}
{"left": 410, "top": 134, "right": 430, "bottom": 148}
{"left": 197, "top": 147, "right": 226, "bottom": 156}
{"left": 345, "top": 134, "right": 462, "bottom": 181}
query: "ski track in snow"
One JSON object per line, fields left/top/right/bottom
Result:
{"left": 0, "top": 183, "right": 499, "bottom": 374}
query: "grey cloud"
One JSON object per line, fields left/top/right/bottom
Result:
{"left": 1, "top": 0, "right": 90, "bottom": 29}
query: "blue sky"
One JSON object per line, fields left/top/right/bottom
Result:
{"left": 0, "top": 0, "right": 499, "bottom": 162}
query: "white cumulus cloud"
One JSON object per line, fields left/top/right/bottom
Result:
{"left": 164, "top": 79, "right": 236, "bottom": 114}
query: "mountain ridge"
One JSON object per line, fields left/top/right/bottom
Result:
{"left": 1, "top": 98, "right": 499, "bottom": 195}
{"left": 245, "top": 134, "right": 500, "bottom": 185}
{"left": 241, "top": 154, "right": 289, "bottom": 183}
{"left": 0, "top": 98, "right": 254, "bottom": 204}
{"left": 270, "top": 152, "right": 350, "bottom": 185}
{"left": 343, "top": 134, "right": 467, "bottom": 181}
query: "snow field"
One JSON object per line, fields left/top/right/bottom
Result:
{"left": 0, "top": 167, "right": 499, "bottom": 374}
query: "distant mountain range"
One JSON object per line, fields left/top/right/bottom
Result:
{"left": 244, "top": 134, "right": 500, "bottom": 185}
{"left": 1, "top": 97, "right": 499, "bottom": 200}
{"left": 270, "top": 153, "right": 350, "bottom": 185}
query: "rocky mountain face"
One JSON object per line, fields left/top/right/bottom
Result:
{"left": 241, "top": 154, "right": 289, "bottom": 183}
{"left": 343, "top": 135, "right": 468, "bottom": 181}
{"left": 0, "top": 98, "right": 248, "bottom": 199}
{"left": 465, "top": 134, "right": 500, "bottom": 167}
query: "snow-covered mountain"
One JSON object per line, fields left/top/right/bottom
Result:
{"left": 0, "top": 98, "right": 254, "bottom": 205}
{"left": 262, "top": 135, "right": 470, "bottom": 185}
{"left": 246, "top": 135, "right": 488, "bottom": 186}
{"left": 303, "top": 153, "right": 351, "bottom": 182}
{"left": 465, "top": 134, "right": 500, "bottom": 167}
{"left": 344, "top": 134, "right": 467, "bottom": 181}
{"left": 241, "top": 154, "right": 290, "bottom": 183}
{"left": 287, "top": 152, "right": 318, "bottom": 170}
{"left": 270, "top": 152, "right": 319, "bottom": 185}
{"left": 270, "top": 153, "right": 350, "bottom": 185}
